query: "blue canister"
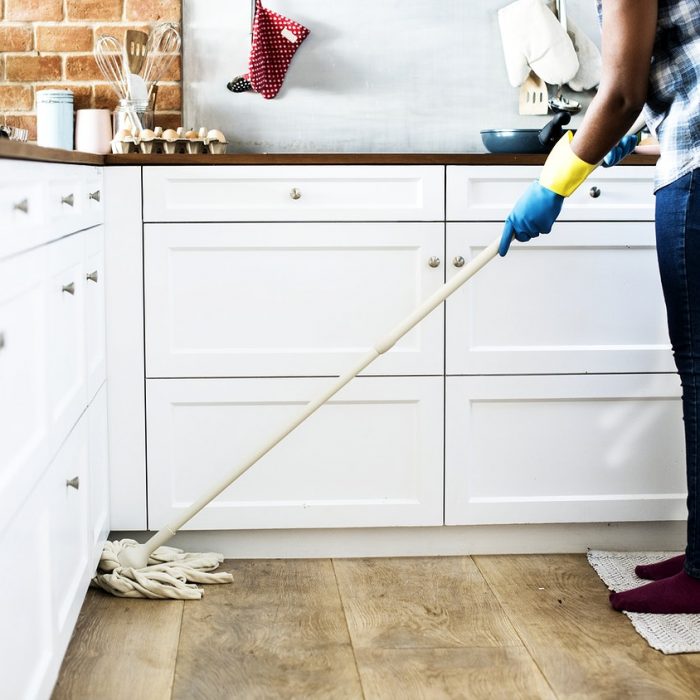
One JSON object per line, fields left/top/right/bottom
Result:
{"left": 36, "top": 89, "right": 74, "bottom": 150}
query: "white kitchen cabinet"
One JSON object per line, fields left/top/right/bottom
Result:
{"left": 146, "top": 376, "right": 444, "bottom": 529}
{"left": 143, "top": 165, "right": 444, "bottom": 222}
{"left": 84, "top": 225, "right": 106, "bottom": 401}
{"left": 0, "top": 156, "right": 108, "bottom": 700}
{"left": 0, "top": 246, "right": 50, "bottom": 532}
{"left": 447, "top": 165, "right": 655, "bottom": 221}
{"left": 445, "top": 221, "right": 674, "bottom": 375}
{"left": 144, "top": 222, "right": 445, "bottom": 378}
{"left": 47, "top": 231, "right": 87, "bottom": 457}
{"left": 445, "top": 373, "right": 685, "bottom": 525}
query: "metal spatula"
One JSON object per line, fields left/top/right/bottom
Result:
{"left": 125, "top": 29, "right": 148, "bottom": 74}
{"left": 519, "top": 71, "right": 548, "bottom": 115}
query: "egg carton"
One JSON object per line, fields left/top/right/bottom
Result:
{"left": 111, "top": 127, "right": 228, "bottom": 155}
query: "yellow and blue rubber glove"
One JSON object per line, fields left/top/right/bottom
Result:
{"left": 499, "top": 131, "right": 598, "bottom": 256}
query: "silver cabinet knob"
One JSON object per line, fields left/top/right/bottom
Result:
{"left": 62, "top": 282, "right": 75, "bottom": 295}
{"left": 290, "top": 188, "right": 302, "bottom": 200}
{"left": 86, "top": 270, "right": 98, "bottom": 283}
{"left": 0, "top": 332, "right": 5, "bottom": 351}
{"left": 66, "top": 476, "right": 80, "bottom": 490}
{"left": 13, "top": 198, "right": 29, "bottom": 214}
{"left": 62, "top": 193, "right": 74, "bottom": 207}
{"left": 453, "top": 256, "right": 465, "bottom": 268}
{"left": 589, "top": 186, "right": 601, "bottom": 198}
{"left": 89, "top": 190, "right": 101, "bottom": 202}
{"left": 428, "top": 256, "right": 441, "bottom": 268}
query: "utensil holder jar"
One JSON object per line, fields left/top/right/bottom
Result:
{"left": 113, "top": 99, "right": 154, "bottom": 135}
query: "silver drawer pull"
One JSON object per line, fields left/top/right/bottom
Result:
{"left": 62, "top": 193, "right": 74, "bottom": 207}
{"left": 62, "top": 282, "right": 76, "bottom": 295}
{"left": 428, "top": 256, "right": 441, "bottom": 268}
{"left": 0, "top": 332, "right": 5, "bottom": 351}
{"left": 453, "top": 256, "right": 465, "bottom": 268}
{"left": 86, "top": 270, "right": 98, "bottom": 283}
{"left": 89, "top": 190, "right": 101, "bottom": 202}
{"left": 66, "top": 476, "right": 80, "bottom": 490}
{"left": 290, "top": 187, "right": 301, "bottom": 200}
{"left": 13, "top": 198, "right": 29, "bottom": 214}
{"left": 589, "top": 186, "right": 601, "bottom": 198}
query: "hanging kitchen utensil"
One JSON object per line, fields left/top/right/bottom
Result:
{"left": 226, "top": 0, "right": 310, "bottom": 99}
{"left": 519, "top": 71, "right": 549, "bottom": 115}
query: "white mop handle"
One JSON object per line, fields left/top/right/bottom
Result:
{"left": 142, "top": 238, "right": 501, "bottom": 554}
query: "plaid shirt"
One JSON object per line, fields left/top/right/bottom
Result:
{"left": 597, "top": 0, "right": 700, "bottom": 190}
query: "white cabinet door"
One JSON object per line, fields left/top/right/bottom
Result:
{"left": 445, "top": 222, "right": 674, "bottom": 375}
{"left": 144, "top": 223, "right": 445, "bottom": 377}
{"left": 445, "top": 374, "right": 685, "bottom": 525}
{"left": 47, "top": 232, "right": 87, "bottom": 456}
{"left": 48, "top": 415, "right": 91, "bottom": 641}
{"left": 0, "top": 472, "right": 54, "bottom": 700}
{"left": 447, "top": 165, "right": 655, "bottom": 221}
{"left": 84, "top": 225, "right": 106, "bottom": 401}
{"left": 88, "top": 384, "right": 110, "bottom": 568}
{"left": 143, "top": 165, "right": 444, "bottom": 222}
{"left": 146, "top": 376, "right": 444, "bottom": 529}
{"left": 0, "top": 247, "right": 50, "bottom": 532}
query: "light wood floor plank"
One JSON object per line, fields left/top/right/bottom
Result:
{"left": 355, "top": 647, "right": 556, "bottom": 700}
{"left": 475, "top": 554, "right": 700, "bottom": 699}
{"left": 172, "top": 559, "right": 363, "bottom": 700}
{"left": 52, "top": 588, "right": 183, "bottom": 700}
{"left": 333, "top": 556, "right": 522, "bottom": 649}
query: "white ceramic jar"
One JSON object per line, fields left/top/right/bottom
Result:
{"left": 36, "top": 89, "right": 74, "bottom": 150}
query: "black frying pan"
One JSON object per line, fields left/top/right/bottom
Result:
{"left": 481, "top": 112, "right": 572, "bottom": 154}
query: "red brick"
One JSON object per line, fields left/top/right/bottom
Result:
{"left": 36, "top": 25, "right": 93, "bottom": 52}
{"left": 0, "top": 56, "right": 4, "bottom": 81}
{"left": 65, "top": 54, "right": 104, "bottom": 81}
{"left": 125, "top": 0, "right": 180, "bottom": 22}
{"left": 0, "top": 85, "right": 33, "bottom": 111}
{"left": 66, "top": 0, "right": 122, "bottom": 21}
{"left": 152, "top": 82, "right": 180, "bottom": 111}
{"left": 93, "top": 83, "right": 121, "bottom": 110}
{"left": 6, "top": 55, "right": 61, "bottom": 81}
{"left": 4, "top": 114, "right": 37, "bottom": 140}
{"left": 154, "top": 112, "right": 181, "bottom": 131}
{"left": 37, "top": 83, "right": 92, "bottom": 109}
{"left": 6, "top": 0, "right": 62, "bottom": 21}
{"left": 0, "top": 25, "right": 33, "bottom": 51}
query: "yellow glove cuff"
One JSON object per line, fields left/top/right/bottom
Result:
{"left": 539, "top": 131, "right": 598, "bottom": 197}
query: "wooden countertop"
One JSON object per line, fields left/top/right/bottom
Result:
{"left": 0, "top": 140, "right": 659, "bottom": 167}
{"left": 0, "top": 139, "right": 103, "bottom": 166}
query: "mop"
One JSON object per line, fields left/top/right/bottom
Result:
{"left": 93, "top": 239, "right": 501, "bottom": 598}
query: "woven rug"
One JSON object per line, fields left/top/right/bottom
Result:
{"left": 587, "top": 550, "right": 700, "bottom": 654}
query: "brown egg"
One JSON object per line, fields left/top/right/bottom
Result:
{"left": 184, "top": 129, "right": 199, "bottom": 139}
{"left": 207, "top": 129, "right": 226, "bottom": 142}
{"left": 163, "top": 128, "right": 179, "bottom": 141}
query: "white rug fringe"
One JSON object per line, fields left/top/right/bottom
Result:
{"left": 92, "top": 539, "right": 234, "bottom": 599}
{"left": 587, "top": 550, "right": 700, "bottom": 654}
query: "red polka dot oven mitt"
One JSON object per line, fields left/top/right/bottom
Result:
{"left": 227, "top": 0, "right": 310, "bottom": 99}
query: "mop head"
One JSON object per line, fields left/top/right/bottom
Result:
{"left": 92, "top": 539, "right": 234, "bottom": 600}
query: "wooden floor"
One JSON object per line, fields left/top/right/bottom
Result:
{"left": 53, "top": 555, "right": 700, "bottom": 699}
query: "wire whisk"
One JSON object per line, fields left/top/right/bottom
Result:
{"left": 142, "top": 22, "right": 182, "bottom": 103}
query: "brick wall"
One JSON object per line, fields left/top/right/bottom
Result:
{"left": 0, "top": 0, "right": 182, "bottom": 140}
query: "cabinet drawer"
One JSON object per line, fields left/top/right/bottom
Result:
{"left": 0, "top": 247, "right": 50, "bottom": 532}
{"left": 0, "top": 160, "right": 46, "bottom": 260}
{"left": 447, "top": 166, "right": 655, "bottom": 221}
{"left": 144, "top": 222, "right": 445, "bottom": 377}
{"left": 143, "top": 166, "right": 445, "bottom": 222}
{"left": 445, "top": 222, "right": 674, "bottom": 375}
{"left": 47, "top": 232, "right": 87, "bottom": 456}
{"left": 146, "top": 376, "right": 444, "bottom": 530}
{"left": 445, "top": 374, "right": 685, "bottom": 525}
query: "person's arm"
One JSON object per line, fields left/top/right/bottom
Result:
{"left": 499, "top": 0, "right": 658, "bottom": 256}
{"left": 571, "top": 0, "right": 657, "bottom": 164}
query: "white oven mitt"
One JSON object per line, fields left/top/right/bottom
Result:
{"left": 498, "top": 0, "right": 579, "bottom": 87}
{"left": 565, "top": 15, "right": 602, "bottom": 91}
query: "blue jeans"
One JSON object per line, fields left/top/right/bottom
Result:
{"left": 656, "top": 168, "right": 700, "bottom": 578}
